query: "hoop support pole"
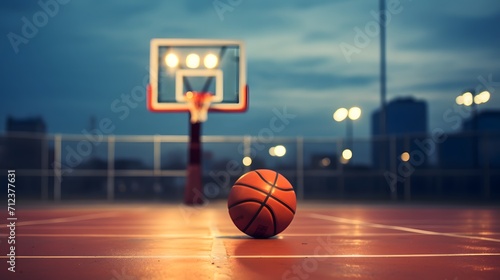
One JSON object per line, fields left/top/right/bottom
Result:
{"left": 184, "top": 116, "right": 205, "bottom": 205}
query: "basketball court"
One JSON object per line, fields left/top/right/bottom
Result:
{"left": 2, "top": 37, "right": 499, "bottom": 279}
{"left": 1, "top": 202, "right": 499, "bottom": 279}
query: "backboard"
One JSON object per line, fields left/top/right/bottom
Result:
{"left": 148, "top": 39, "right": 248, "bottom": 113}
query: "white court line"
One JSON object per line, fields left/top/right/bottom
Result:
{"left": 0, "top": 233, "right": 416, "bottom": 238}
{"left": 209, "top": 225, "right": 232, "bottom": 280}
{"left": 17, "top": 226, "right": 201, "bottom": 229}
{"left": 210, "top": 224, "right": 233, "bottom": 280}
{"left": 310, "top": 213, "right": 500, "bottom": 243}
{"left": 0, "top": 255, "right": 210, "bottom": 259}
{"left": 229, "top": 253, "right": 500, "bottom": 259}
{"left": 1, "top": 253, "right": 500, "bottom": 259}
{"left": 2, "top": 232, "right": 499, "bottom": 238}
{"left": 0, "top": 233, "right": 214, "bottom": 238}
{"left": 210, "top": 225, "right": 228, "bottom": 259}
{"left": 282, "top": 232, "right": 499, "bottom": 237}
{"left": 0, "top": 212, "right": 119, "bottom": 227}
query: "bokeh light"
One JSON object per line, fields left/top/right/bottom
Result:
{"left": 333, "top": 108, "right": 348, "bottom": 122}
{"left": 274, "top": 145, "right": 286, "bottom": 157}
{"left": 204, "top": 54, "right": 218, "bottom": 69}
{"left": 475, "top": 90, "right": 491, "bottom": 104}
{"left": 342, "top": 149, "right": 352, "bottom": 160}
{"left": 401, "top": 152, "right": 410, "bottom": 162}
{"left": 165, "top": 53, "right": 179, "bottom": 68}
{"left": 462, "top": 92, "right": 473, "bottom": 106}
{"left": 242, "top": 156, "right": 252, "bottom": 166}
{"left": 186, "top": 53, "right": 200, "bottom": 68}
{"left": 348, "top": 107, "right": 362, "bottom": 120}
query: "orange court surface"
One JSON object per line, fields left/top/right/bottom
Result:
{"left": 1, "top": 202, "right": 500, "bottom": 280}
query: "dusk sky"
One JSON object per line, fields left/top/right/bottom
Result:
{"left": 1, "top": 0, "right": 500, "bottom": 139}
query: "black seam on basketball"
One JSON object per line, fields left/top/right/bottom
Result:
{"left": 269, "top": 196, "right": 296, "bottom": 215}
{"left": 233, "top": 183, "right": 272, "bottom": 193}
{"left": 242, "top": 171, "right": 279, "bottom": 233}
{"left": 254, "top": 170, "right": 276, "bottom": 188}
{"left": 233, "top": 184, "right": 296, "bottom": 214}
{"left": 254, "top": 170, "right": 293, "bottom": 191}
{"left": 263, "top": 204, "right": 277, "bottom": 236}
{"left": 228, "top": 199, "right": 266, "bottom": 210}
{"left": 273, "top": 186, "right": 294, "bottom": 191}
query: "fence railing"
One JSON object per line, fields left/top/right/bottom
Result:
{"left": 1, "top": 131, "right": 499, "bottom": 202}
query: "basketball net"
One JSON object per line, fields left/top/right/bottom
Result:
{"left": 185, "top": 91, "right": 213, "bottom": 123}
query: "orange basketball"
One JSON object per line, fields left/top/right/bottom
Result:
{"left": 227, "top": 169, "right": 296, "bottom": 238}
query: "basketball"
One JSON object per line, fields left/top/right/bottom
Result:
{"left": 227, "top": 169, "right": 296, "bottom": 238}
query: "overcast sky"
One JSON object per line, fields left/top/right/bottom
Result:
{"left": 1, "top": 0, "right": 500, "bottom": 139}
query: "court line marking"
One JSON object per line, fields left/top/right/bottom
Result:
{"left": 284, "top": 232, "right": 500, "bottom": 237}
{"left": 210, "top": 225, "right": 232, "bottom": 280}
{"left": 309, "top": 213, "right": 500, "bottom": 243}
{"left": 0, "top": 212, "right": 119, "bottom": 227}
{"left": 210, "top": 225, "right": 228, "bottom": 259}
{"left": 17, "top": 226, "right": 213, "bottom": 229}
{"left": 230, "top": 253, "right": 500, "bottom": 259}
{"left": 4, "top": 232, "right": 499, "bottom": 238}
{"left": 0, "top": 233, "right": 215, "bottom": 238}
{"left": 2, "top": 253, "right": 500, "bottom": 259}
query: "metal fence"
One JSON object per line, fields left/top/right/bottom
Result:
{"left": 1, "top": 132, "right": 499, "bottom": 202}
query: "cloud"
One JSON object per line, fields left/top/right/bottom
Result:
{"left": 1, "top": 1, "right": 39, "bottom": 12}
{"left": 1, "top": 0, "right": 499, "bottom": 138}
{"left": 443, "top": 0, "right": 500, "bottom": 18}
{"left": 250, "top": 59, "right": 376, "bottom": 91}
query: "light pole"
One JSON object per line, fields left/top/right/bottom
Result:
{"left": 334, "top": 107, "right": 362, "bottom": 162}
{"left": 380, "top": 0, "right": 387, "bottom": 170}
{"left": 456, "top": 90, "right": 491, "bottom": 168}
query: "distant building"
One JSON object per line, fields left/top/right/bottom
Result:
{"left": 4, "top": 116, "right": 48, "bottom": 169}
{"left": 6, "top": 116, "right": 46, "bottom": 133}
{"left": 462, "top": 110, "right": 500, "bottom": 132}
{"left": 372, "top": 97, "right": 427, "bottom": 136}
{"left": 371, "top": 97, "right": 428, "bottom": 168}
{"left": 0, "top": 137, "right": 5, "bottom": 166}
{"left": 439, "top": 110, "right": 500, "bottom": 168}
{"left": 3, "top": 116, "right": 48, "bottom": 198}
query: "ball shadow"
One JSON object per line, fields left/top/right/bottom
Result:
{"left": 226, "top": 237, "right": 299, "bottom": 278}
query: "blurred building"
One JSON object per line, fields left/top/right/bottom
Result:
{"left": 439, "top": 110, "right": 500, "bottom": 168}
{"left": 372, "top": 97, "right": 428, "bottom": 136}
{"left": 4, "top": 116, "right": 47, "bottom": 169}
{"left": 462, "top": 110, "right": 500, "bottom": 132}
{"left": 371, "top": 97, "right": 428, "bottom": 168}
{"left": 7, "top": 116, "right": 47, "bottom": 133}
{"left": 3, "top": 116, "right": 48, "bottom": 198}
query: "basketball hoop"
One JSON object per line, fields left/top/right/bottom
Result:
{"left": 148, "top": 39, "right": 247, "bottom": 205}
{"left": 185, "top": 91, "right": 213, "bottom": 123}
